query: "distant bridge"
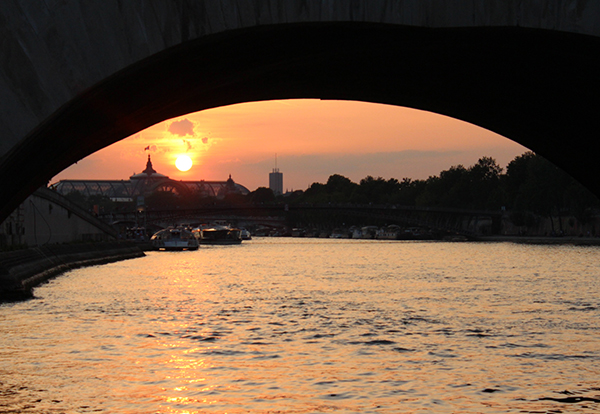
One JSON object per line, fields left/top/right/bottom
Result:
{"left": 106, "top": 203, "right": 502, "bottom": 238}
{"left": 2, "top": 1, "right": 600, "bottom": 222}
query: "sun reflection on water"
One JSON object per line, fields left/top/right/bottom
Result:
{"left": 0, "top": 240, "right": 599, "bottom": 413}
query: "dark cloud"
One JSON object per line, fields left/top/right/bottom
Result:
{"left": 258, "top": 150, "right": 464, "bottom": 174}
{"left": 168, "top": 119, "right": 194, "bottom": 137}
{"left": 243, "top": 150, "right": 468, "bottom": 190}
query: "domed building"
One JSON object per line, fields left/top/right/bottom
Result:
{"left": 51, "top": 155, "right": 250, "bottom": 202}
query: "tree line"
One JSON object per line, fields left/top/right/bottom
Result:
{"left": 249, "top": 151, "right": 600, "bottom": 232}
{"left": 66, "top": 151, "right": 600, "bottom": 233}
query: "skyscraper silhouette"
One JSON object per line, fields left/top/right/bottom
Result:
{"left": 269, "top": 167, "right": 283, "bottom": 195}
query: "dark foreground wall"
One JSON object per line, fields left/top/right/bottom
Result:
{"left": 0, "top": 242, "right": 145, "bottom": 301}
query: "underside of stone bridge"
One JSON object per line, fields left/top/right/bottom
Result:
{"left": 1, "top": 21, "right": 600, "bottom": 221}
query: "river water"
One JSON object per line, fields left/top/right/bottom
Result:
{"left": 0, "top": 238, "right": 599, "bottom": 413}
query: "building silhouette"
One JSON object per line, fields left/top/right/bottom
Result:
{"left": 51, "top": 155, "right": 250, "bottom": 201}
{"left": 269, "top": 168, "right": 283, "bottom": 196}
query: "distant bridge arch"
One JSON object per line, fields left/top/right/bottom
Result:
{"left": 2, "top": 1, "right": 600, "bottom": 221}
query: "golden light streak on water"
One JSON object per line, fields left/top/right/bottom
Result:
{"left": 0, "top": 239, "right": 599, "bottom": 413}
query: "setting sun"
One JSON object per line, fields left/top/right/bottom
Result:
{"left": 52, "top": 100, "right": 528, "bottom": 190}
{"left": 175, "top": 155, "right": 193, "bottom": 172}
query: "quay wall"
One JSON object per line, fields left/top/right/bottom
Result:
{"left": 1, "top": 188, "right": 117, "bottom": 248}
{"left": 0, "top": 242, "right": 145, "bottom": 302}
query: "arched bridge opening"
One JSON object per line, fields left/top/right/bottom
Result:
{"left": 2, "top": 22, "right": 600, "bottom": 221}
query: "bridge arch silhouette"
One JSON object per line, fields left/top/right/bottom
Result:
{"left": 1, "top": 1, "right": 600, "bottom": 222}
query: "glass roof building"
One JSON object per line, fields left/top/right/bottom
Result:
{"left": 50, "top": 155, "right": 250, "bottom": 202}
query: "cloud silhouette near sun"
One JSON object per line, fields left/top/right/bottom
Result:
{"left": 168, "top": 118, "right": 195, "bottom": 137}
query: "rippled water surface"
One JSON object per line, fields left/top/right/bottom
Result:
{"left": 1, "top": 238, "right": 599, "bottom": 413}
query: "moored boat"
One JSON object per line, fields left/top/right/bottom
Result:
{"left": 240, "top": 228, "right": 252, "bottom": 240}
{"left": 192, "top": 224, "right": 242, "bottom": 245}
{"left": 150, "top": 227, "right": 199, "bottom": 251}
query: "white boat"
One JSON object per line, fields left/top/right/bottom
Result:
{"left": 192, "top": 224, "right": 242, "bottom": 245}
{"left": 240, "top": 228, "right": 252, "bottom": 240}
{"left": 150, "top": 227, "right": 199, "bottom": 251}
{"left": 360, "top": 226, "right": 379, "bottom": 239}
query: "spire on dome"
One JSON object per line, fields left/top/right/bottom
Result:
{"left": 130, "top": 154, "right": 168, "bottom": 180}
{"left": 143, "top": 154, "right": 157, "bottom": 176}
{"left": 225, "top": 174, "right": 237, "bottom": 191}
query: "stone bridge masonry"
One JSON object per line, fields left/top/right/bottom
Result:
{"left": 1, "top": 0, "right": 600, "bottom": 222}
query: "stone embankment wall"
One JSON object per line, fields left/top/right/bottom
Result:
{"left": 0, "top": 242, "right": 145, "bottom": 301}
{"left": 0, "top": 188, "right": 117, "bottom": 248}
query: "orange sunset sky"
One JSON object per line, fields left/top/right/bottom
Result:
{"left": 52, "top": 99, "right": 529, "bottom": 192}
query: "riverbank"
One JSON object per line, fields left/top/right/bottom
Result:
{"left": 475, "top": 235, "right": 600, "bottom": 245}
{"left": 0, "top": 242, "right": 145, "bottom": 302}
{"left": 267, "top": 233, "right": 600, "bottom": 246}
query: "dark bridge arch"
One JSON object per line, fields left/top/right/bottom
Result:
{"left": 1, "top": 22, "right": 600, "bottom": 221}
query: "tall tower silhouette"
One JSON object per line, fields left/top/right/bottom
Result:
{"left": 269, "top": 155, "right": 283, "bottom": 195}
